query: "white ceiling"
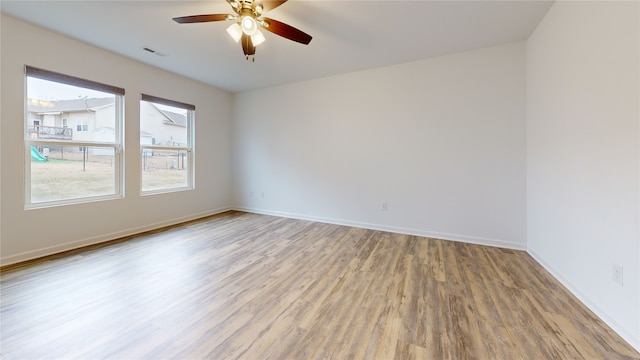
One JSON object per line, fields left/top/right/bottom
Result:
{"left": 1, "top": 0, "right": 553, "bottom": 93}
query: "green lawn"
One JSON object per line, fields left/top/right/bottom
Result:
{"left": 30, "top": 158, "right": 188, "bottom": 203}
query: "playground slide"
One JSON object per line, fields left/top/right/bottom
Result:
{"left": 31, "top": 146, "right": 47, "bottom": 162}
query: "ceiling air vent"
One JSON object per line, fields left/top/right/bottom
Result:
{"left": 141, "top": 46, "right": 166, "bottom": 57}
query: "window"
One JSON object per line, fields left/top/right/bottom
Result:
{"left": 25, "top": 66, "right": 124, "bottom": 207}
{"left": 140, "top": 94, "right": 194, "bottom": 193}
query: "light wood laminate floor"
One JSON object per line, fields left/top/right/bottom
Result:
{"left": 1, "top": 211, "right": 638, "bottom": 359}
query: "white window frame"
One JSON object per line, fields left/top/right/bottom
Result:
{"left": 24, "top": 66, "right": 125, "bottom": 208}
{"left": 140, "top": 94, "right": 195, "bottom": 195}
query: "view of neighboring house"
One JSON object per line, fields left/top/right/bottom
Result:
{"left": 27, "top": 97, "right": 186, "bottom": 147}
{"left": 139, "top": 100, "right": 187, "bottom": 147}
{"left": 27, "top": 97, "right": 114, "bottom": 142}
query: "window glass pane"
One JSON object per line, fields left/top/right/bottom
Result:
{"left": 141, "top": 149, "right": 189, "bottom": 192}
{"left": 30, "top": 145, "right": 116, "bottom": 203}
{"left": 140, "top": 96, "right": 193, "bottom": 194}
{"left": 27, "top": 77, "right": 117, "bottom": 143}
{"left": 140, "top": 100, "right": 188, "bottom": 147}
{"left": 26, "top": 69, "right": 122, "bottom": 208}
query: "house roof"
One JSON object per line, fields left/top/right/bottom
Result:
{"left": 28, "top": 97, "right": 114, "bottom": 113}
{"left": 151, "top": 104, "right": 186, "bottom": 128}
{"left": 160, "top": 110, "right": 186, "bottom": 127}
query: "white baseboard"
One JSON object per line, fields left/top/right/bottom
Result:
{"left": 0, "top": 207, "right": 233, "bottom": 266}
{"left": 528, "top": 249, "right": 640, "bottom": 353}
{"left": 233, "top": 206, "right": 527, "bottom": 251}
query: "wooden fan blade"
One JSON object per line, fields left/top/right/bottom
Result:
{"left": 241, "top": 34, "right": 256, "bottom": 56}
{"left": 172, "top": 14, "right": 231, "bottom": 24}
{"left": 261, "top": 17, "right": 312, "bottom": 45}
{"left": 256, "top": 1, "right": 288, "bottom": 12}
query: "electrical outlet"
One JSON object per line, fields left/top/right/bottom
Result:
{"left": 612, "top": 263, "right": 623, "bottom": 286}
{"left": 381, "top": 202, "right": 388, "bottom": 211}
{"left": 261, "top": 192, "right": 265, "bottom": 199}
{"left": 249, "top": 191, "right": 254, "bottom": 198}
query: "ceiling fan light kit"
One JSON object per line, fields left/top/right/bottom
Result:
{"left": 226, "top": 23, "right": 243, "bottom": 42}
{"left": 250, "top": 29, "right": 266, "bottom": 46}
{"left": 241, "top": 16, "right": 258, "bottom": 35}
{"left": 173, "top": 0, "right": 312, "bottom": 62}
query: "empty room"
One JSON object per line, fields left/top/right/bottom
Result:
{"left": 1, "top": 0, "right": 639, "bottom": 358}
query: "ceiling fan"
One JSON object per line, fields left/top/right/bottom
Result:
{"left": 173, "top": 0, "right": 312, "bottom": 61}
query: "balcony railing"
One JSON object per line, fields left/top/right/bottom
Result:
{"left": 29, "top": 125, "right": 73, "bottom": 140}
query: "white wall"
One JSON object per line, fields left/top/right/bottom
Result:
{"left": 0, "top": 15, "right": 234, "bottom": 264}
{"left": 2, "top": 2, "right": 639, "bottom": 352}
{"left": 527, "top": 1, "right": 640, "bottom": 350}
{"left": 233, "top": 42, "right": 527, "bottom": 249}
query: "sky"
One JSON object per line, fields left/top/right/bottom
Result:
{"left": 27, "top": 77, "right": 112, "bottom": 101}
{"left": 27, "top": 76, "right": 187, "bottom": 115}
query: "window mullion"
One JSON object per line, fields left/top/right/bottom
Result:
{"left": 27, "top": 140, "right": 119, "bottom": 148}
